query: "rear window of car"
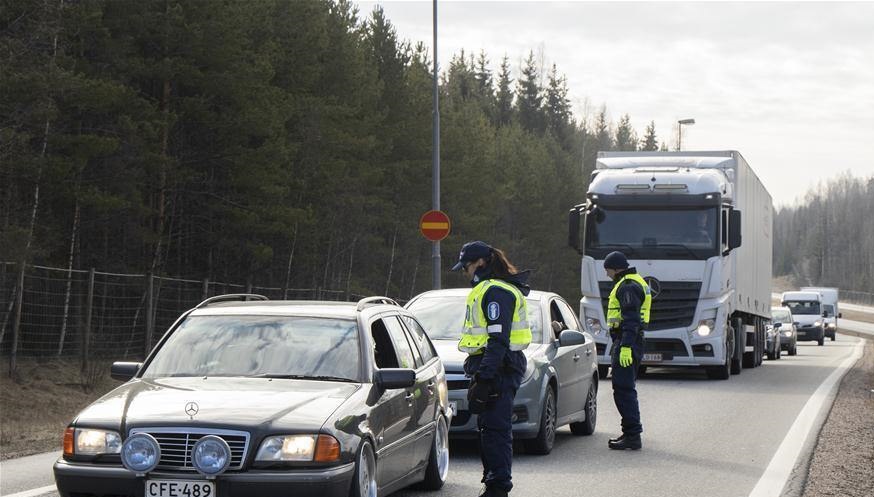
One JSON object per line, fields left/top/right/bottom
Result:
{"left": 407, "top": 296, "right": 542, "bottom": 343}
{"left": 771, "top": 310, "right": 792, "bottom": 323}
{"left": 143, "top": 315, "right": 360, "bottom": 381}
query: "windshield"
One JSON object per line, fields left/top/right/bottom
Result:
{"left": 407, "top": 296, "right": 542, "bottom": 343}
{"left": 143, "top": 316, "right": 360, "bottom": 380}
{"left": 771, "top": 310, "right": 792, "bottom": 323}
{"left": 784, "top": 301, "right": 821, "bottom": 316}
{"left": 585, "top": 206, "right": 718, "bottom": 260}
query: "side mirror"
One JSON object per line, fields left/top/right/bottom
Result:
{"left": 793, "top": 322, "right": 800, "bottom": 327}
{"left": 838, "top": 313, "right": 842, "bottom": 319}
{"left": 821, "top": 311, "right": 828, "bottom": 318}
{"left": 568, "top": 205, "right": 584, "bottom": 254}
{"left": 375, "top": 369, "right": 416, "bottom": 389}
{"left": 111, "top": 362, "right": 142, "bottom": 382}
{"left": 558, "top": 329, "right": 586, "bottom": 347}
{"left": 728, "top": 209, "right": 742, "bottom": 250}
{"left": 773, "top": 322, "right": 782, "bottom": 328}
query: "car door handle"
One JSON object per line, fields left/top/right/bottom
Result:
{"left": 586, "top": 348, "right": 592, "bottom": 356}
{"left": 405, "top": 393, "right": 415, "bottom": 403}
{"left": 573, "top": 353, "right": 581, "bottom": 362}
{"left": 426, "top": 381, "right": 435, "bottom": 395}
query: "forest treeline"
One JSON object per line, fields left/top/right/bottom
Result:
{"left": 773, "top": 173, "right": 874, "bottom": 293}
{"left": 1, "top": 0, "right": 663, "bottom": 301}
{"left": 4, "top": 0, "right": 867, "bottom": 304}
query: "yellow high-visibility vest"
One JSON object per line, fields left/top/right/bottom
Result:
{"left": 607, "top": 273, "right": 651, "bottom": 330}
{"left": 458, "top": 279, "right": 532, "bottom": 355}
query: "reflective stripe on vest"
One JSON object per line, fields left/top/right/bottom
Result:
{"left": 607, "top": 273, "right": 652, "bottom": 330}
{"left": 458, "top": 279, "right": 532, "bottom": 354}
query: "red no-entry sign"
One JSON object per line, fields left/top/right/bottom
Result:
{"left": 419, "top": 210, "right": 451, "bottom": 242}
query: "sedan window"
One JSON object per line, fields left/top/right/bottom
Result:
{"left": 142, "top": 316, "right": 360, "bottom": 381}
{"left": 408, "top": 296, "right": 543, "bottom": 343}
{"left": 402, "top": 315, "right": 437, "bottom": 363}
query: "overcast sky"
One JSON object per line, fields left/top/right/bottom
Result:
{"left": 355, "top": 1, "right": 874, "bottom": 207}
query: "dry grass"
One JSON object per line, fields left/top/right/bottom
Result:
{"left": 0, "top": 358, "right": 118, "bottom": 460}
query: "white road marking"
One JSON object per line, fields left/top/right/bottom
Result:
{"left": 3, "top": 484, "right": 57, "bottom": 497}
{"left": 747, "top": 338, "right": 865, "bottom": 497}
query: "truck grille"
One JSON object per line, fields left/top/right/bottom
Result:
{"left": 129, "top": 428, "right": 249, "bottom": 472}
{"left": 600, "top": 281, "right": 701, "bottom": 331}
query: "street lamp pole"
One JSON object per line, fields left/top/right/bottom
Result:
{"left": 678, "top": 118, "right": 695, "bottom": 151}
{"left": 431, "top": 0, "right": 441, "bottom": 289}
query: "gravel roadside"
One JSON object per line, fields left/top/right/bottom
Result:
{"left": 800, "top": 337, "right": 874, "bottom": 497}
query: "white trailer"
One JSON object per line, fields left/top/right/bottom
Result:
{"left": 568, "top": 151, "right": 773, "bottom": 379}
{"left": 801, "top": 287, "right": 840, "bottom": 340}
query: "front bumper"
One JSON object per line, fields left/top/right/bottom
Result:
{"left": 445, "top": 374, "right": 541, "bottom": 439}
{"left": 796, "top": 326, "right": 824, "bottom": 341}
{"left": 595, "top": 328, "right": 727, "bottom": 367}
{"left": 54, "top": 458, "right": 355, "bottom": 497}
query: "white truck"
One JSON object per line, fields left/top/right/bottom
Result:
{"left": 568, "top": 151, "right": 773, "bottom": 380}
{"left": 781, "top": 290, "right": 826, "bottom": 345}
{"left": 800, "top": 287, "right": 840, "bottom": 341}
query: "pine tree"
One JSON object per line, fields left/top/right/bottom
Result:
{"left": 614, "top": 114, "right": 638, "bottom": 151}
{"left": 640, "top": 121, "right": 659, "bottom": 151}
{"left": 516, "top": 51, "right": 545, "bottom": 133}
{"left": 545, "top": 63, "right": 573, "bottom": 145}
{"left": 495, "top": 55, "right": 514, "bottom": 127}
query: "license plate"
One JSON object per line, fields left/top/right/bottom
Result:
{"left": 146, "top": 480, "right": 215, "bottom": 497}
{"left": 448, "top": 401, "right": 458, "bottom": 417}
{"left": 643, "top": 353, "right": 662, "bottom": 362}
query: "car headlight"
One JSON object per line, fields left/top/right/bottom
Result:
{"left": 522, "top": 359, "right": 536, "bottom": 383}
{"left": 121, "top": 433, "right": 160, "bottom": 473}
{"left": 814, "top": 321, "right": 821, "bottom": 327}
{"left": 256, "top": 434, "right": 340, "bottom": 463}
{"left": 192, "top": 435, "right": 231, "bottom": 476}
{"left": 696, "top": 319, "right": 715, "bottom": 337}
{"left": 68, "top": 428, "right": 122, "bottom": 456}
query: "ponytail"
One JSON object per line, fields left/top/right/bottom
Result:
{"left": 487, "top": 247, "right": 519, "bottom": 279}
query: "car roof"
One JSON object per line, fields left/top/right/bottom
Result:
{"left": 771, "top": 306, "right": 792, "bottom": 312}
{"left": 189, "top": 300, "right": 405, "bottom": 319}
{"left": 407, "top": 287, "right": 557, "bottom": 303}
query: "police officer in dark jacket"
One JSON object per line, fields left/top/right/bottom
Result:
{"left": 452, "top": 241, "right": 532, "bottom": 497}
{"left": 603, "top": 251, "right": 651, "bottom": 450}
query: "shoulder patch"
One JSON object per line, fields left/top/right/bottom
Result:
{"left": 487, "top": 302, "right": 501, "bottom": 320}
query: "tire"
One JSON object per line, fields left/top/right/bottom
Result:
{"left": 830, "top": 335, "right": 835, "bottom": 341}
{"left": 525, "top": 386, "right": 557, "bottom": 455}
{"left": 570, "top": 377, "right": 597, "bottom": 436}
{"left": 731, "top": 319, "right": 744, "bottom": 375}
{"left": 789, "top": 344, "right": 797, "bottom": 356}
{"left": 350, "top": 441, "right": 377, "bottom": 497}
{"left": 775, "top": 341, "right": 782, "bottom": 360}
{"left": 767, "top": 344, "right": 776, "bottom": 361}
{"left": 420, "top": 416, "right": 449, "bottom": 490}
{"left": 598, "top": 365, "right": 609, "bottom": 380}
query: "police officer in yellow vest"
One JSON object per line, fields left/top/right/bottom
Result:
{"left": 604, "top": 251, "right": 651, "bottom": 450}
{"left": 452, "top": 241, "right": 531, "bottom": 497}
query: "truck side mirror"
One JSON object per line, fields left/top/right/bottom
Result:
{"left": 838, "top": 313, "right": 842, "bottom": 318}
{"left": 568, "top": 207, "right": 582, "bottom": 253}
{"left": 821, "top": 311, "right": 828, "bottom": 318}
{"left": 728, "top": 209, "right": 742, "bottom": 250}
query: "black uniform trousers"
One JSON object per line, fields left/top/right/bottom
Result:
{"left": 475, "top": 372, "right": 520, "bottom": 492}
{"left": 610, "top": 334, "right": 644, "bottom": 436}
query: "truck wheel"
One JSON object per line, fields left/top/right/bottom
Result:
{"left": 830, "top": 335, "right": 835, "bottom": 342}
{"left": 817, "top": 336, "right": 824, "bottom": 346}
{"left": 730, "top": 319, "right": 744, "bottom": 375}
{"left": 598, "top": 365, "right": 609, "bottom": 380}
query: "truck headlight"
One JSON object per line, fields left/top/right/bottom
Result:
{"left": 585, "top": 317, "right": 604, "bottom": 336}
{"left": 828, "top": 323, "right": 836, "bottom": 329}
{"left": 696, "top": 319, "right": 715, "bottom": 337}
{"left": 256, "top": 434, "right": 340, "bottom": 463}
{"left": 74, "top": 428, "right": 122, "bottom": 456}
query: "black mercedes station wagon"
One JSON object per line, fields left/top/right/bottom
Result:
{"left": 54, "top": 295, "right": 451, "bottom": 497}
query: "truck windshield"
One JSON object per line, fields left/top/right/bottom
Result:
{"left": 585, "top": 207, "right": 718, "bottom": 260}
{"left": 784, "top": 301, "right": 821, "bottom": 316}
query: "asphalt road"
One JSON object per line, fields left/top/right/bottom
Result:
{"left": 2, "top": 329, "right": 868, "bottom": 497}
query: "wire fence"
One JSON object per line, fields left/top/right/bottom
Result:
{"left": 842, "top": 290, "right": 874, "bottom": 307}
{"left": 0, "top": 262, "right": 399, "bottom": 375}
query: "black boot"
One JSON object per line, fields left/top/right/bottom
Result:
{"left": 608, "top": 434, "right": 641, "bottom": 450}
{"left": 478, "top": 485, "right": 509, "bottom": 497}
{"left": 608, "top": 434, "right": 626, "bottom": 444}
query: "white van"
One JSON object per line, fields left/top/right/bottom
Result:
{"left": 781, "top": 291, "right": 826, "bottom": 346}
{"left": 801, "top": 287, "right": 841, "bottom": 341}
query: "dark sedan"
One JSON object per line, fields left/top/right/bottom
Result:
{"left": 54, "top": 295, "right": 451, "bottom": 497}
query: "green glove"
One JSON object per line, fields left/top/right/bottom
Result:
{"left": 619, "top": 346, "right": 633, "bottom": 368}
